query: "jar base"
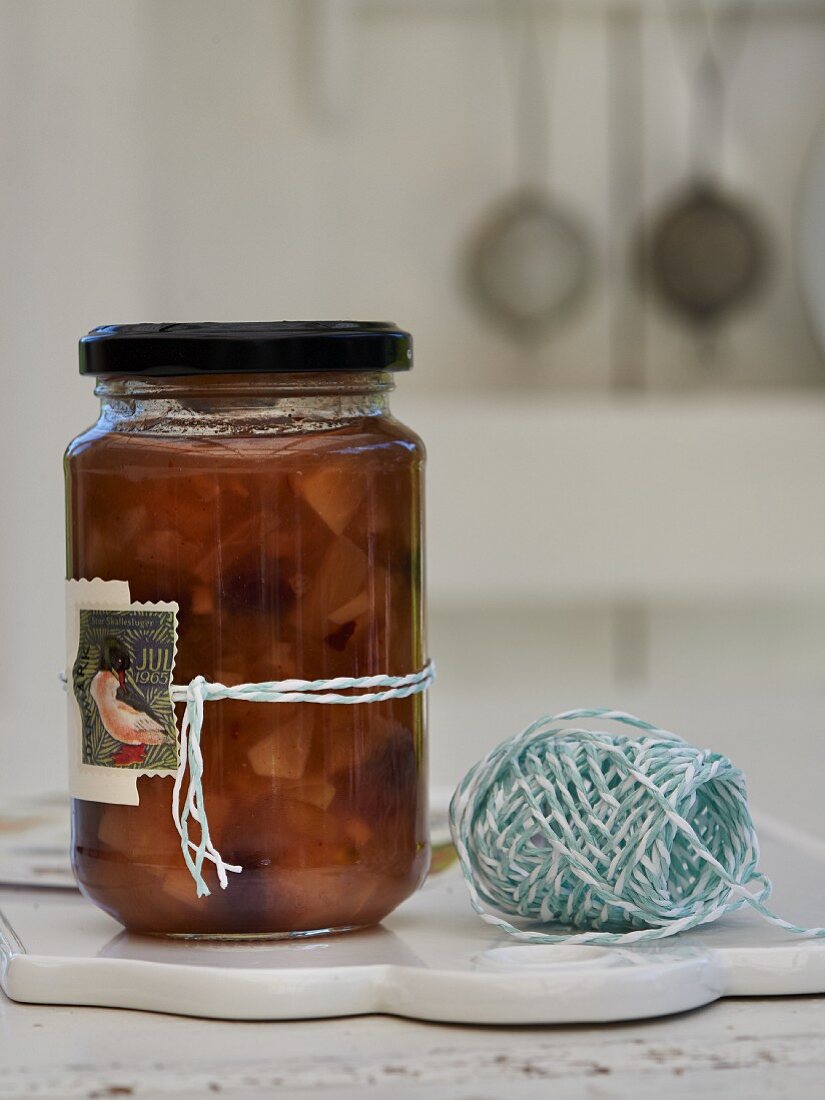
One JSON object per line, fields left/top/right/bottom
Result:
{"left": 151, "top": 922, "right": 369, "bottom": 942}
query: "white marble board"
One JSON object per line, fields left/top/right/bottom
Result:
{"left": 2, "top": 816, "right": 825, "bottom": 1024}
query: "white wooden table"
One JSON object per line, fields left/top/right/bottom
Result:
{"left": 2, "top": 987, "right": 825, "bottom": 1098}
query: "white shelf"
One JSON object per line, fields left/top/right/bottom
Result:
{"left": 395, "top": 391, "right": 825, "bottom": 603}
{"left": 365, "top": 1, "right": 825, "bottom": 14}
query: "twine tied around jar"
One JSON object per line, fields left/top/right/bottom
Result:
{"left": 169, "top": 662, "right": 435, "bottom": 896}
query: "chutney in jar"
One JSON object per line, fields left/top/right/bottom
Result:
{"left": 65, "top": 323, "right": 428, "bottom": 937}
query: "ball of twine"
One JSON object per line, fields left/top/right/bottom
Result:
{"left": 449, "top": 709, "right": 819, "bottom": 946}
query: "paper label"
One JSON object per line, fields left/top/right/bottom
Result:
{"left": 66, "top": 579, "right": 179, "bottom": 805}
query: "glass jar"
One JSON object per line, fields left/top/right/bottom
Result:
{"left": 64, "top": 322, "right": 428, "bottom": 937}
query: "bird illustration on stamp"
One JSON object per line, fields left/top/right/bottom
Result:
{"left": 90, "top": 637, "right": 171, "bottom": 765}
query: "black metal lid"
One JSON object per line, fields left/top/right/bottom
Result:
{"left": 79, "top": 321, "right": 412, "bottom": 376}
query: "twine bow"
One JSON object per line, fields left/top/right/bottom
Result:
{"left": 169, "top": 662, "right": 435, "bottom": 896}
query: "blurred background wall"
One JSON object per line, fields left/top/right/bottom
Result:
{"left": 3, "top": 0, "right": 825, "bottom": 832}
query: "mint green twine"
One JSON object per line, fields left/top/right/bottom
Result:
{"left": 170, "top": 663, "right": 435, "bottom": 897}
{"left": 450, "top": 708, "right": 825, "bottom": 946}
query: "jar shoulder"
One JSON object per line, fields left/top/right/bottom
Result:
{"left": 381, "top": 414, "right": 426, "bottom": 460}
{"left": 64, "top": 423, "right": 105, "bottom": 463}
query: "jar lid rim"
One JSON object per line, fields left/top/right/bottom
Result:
{"left": 79, "top": 321, "right": 412, "bottom": 376}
